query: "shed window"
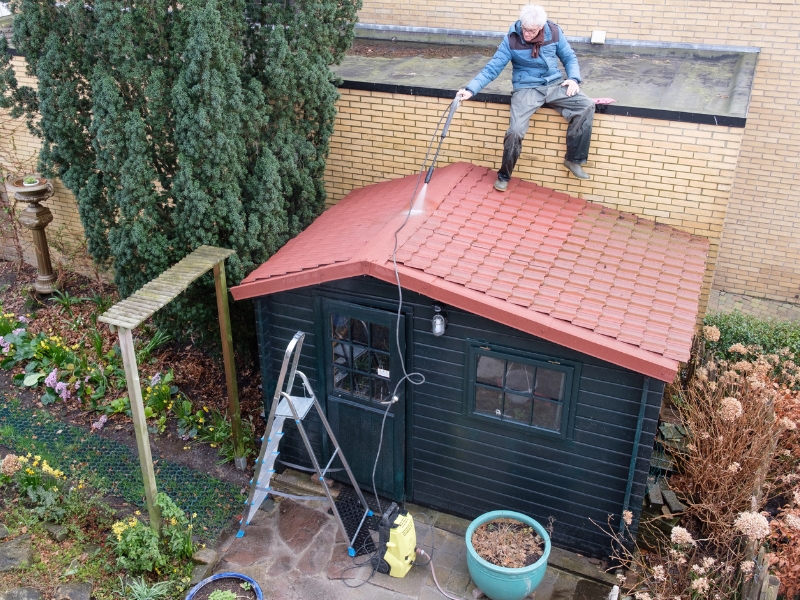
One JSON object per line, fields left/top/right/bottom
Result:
{"left": 467, "top": 343, "right": 577, "bottom": 438}
{"left": 330, "top": 313, "right": 393, "bottom": 402}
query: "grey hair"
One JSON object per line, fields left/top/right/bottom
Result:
{"left": 519, "top": 5, "right": 547, "bottom": 28}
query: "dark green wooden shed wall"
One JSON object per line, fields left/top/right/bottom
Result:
{"left": 253, "top": 275, "right": 665, "bottom": 558}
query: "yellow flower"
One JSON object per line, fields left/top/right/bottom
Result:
{"left": 202, "top": 406, "right": 208, "bottom": 413}
{"left": 187, "top": 524, "right": 193, "bottom": 530}
{"left": 170, "top": 518, "right": 177, "bottom": 526}
{"left": 135, "top": 510, "right": 141, "bottom": 516}
{"left": 192, "top": 513, "right": 197, "bottom": 519}
{"left": 210, "top": 444, "right": 217, "bottom": 448}
{"left": 198, "top": 417, "right": 204, "bottom": 423}
{"left": 208, "top": 427, "right": 214, "bottom": 432}
{"left": 34, "top": 455, "right": 41, "bottom": 462}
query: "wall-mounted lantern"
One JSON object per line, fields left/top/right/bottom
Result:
{"left": 432, "top": 304, "right": 448, "bottom": 337}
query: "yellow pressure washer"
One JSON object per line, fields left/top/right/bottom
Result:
{"left": 371, "top": 502, "right": 417, "bottom": 578}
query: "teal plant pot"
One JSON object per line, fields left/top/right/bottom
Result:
{"left": 466, "top": 511, "right": 551, "bottom": 600}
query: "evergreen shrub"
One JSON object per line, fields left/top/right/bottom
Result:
{"left": 2, "top": 0, "right": 361, "bottom": 338}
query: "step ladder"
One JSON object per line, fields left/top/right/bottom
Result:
{"left": 237, "top": 331, "right": 374, "bottom": 556}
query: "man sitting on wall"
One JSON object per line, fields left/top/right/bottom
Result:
{"left": 456, "top": 4, "right": 595, "bottom": 190}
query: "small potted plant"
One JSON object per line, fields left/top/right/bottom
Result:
{"left": 185, "top": 572, "right": 263, "bottom": 600}
{"left": 22, "top": 176, "right": 40, "bottom": 187}
{"left": 465, "top": 510, "right": 551, "bottom": 600}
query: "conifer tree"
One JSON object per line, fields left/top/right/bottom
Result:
{"left": 6, "top": 0, "right": 360, "bottom": 337}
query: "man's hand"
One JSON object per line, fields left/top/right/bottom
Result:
{"left": 456, "top": 89, "right": 473, "bottom": 101}
{"left": 561, "top": 79, "right": 580, "bottom": 97}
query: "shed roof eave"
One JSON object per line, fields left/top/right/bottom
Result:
{"left": 233, "top": 259, "right": 680, "bottom": 381}
{"left": 365, "top": 262, "right": 680, "bottom": 383}
{"left": 230, "top": 261, "right": 369, "bottom": 301}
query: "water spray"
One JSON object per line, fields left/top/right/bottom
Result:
{"left": 424, "top": 96, "right": 461, "bottom": 184}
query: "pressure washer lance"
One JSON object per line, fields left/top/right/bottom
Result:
{"left": 424, "top": 96, "right": 461, "bottom": 184}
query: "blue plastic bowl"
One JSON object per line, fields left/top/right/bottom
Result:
{"left": 465, "top": 511, "right": 551, "bottom": 600}
{"left": 185, "top": 572, "right": 263, "bottom": 600}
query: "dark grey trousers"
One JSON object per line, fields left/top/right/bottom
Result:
{"left": 498, "top": 83, "right": 595, "bottom": 182}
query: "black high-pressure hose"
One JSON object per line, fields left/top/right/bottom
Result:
{"left": 424, "top": 96, "right": 461, "bottom": 184}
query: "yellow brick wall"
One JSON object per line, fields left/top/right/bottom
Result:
{"left": 357, "top": 0, "right": 800, "bottom": 305}
{"left": 323, "top": 89, "right": 742, "bottom": 312}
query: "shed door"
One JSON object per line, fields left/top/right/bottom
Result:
{"left": 322, "top": 299, "right": 405, "bottom": 502}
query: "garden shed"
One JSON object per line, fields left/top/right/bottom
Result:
{"left": 231, "top": 162, "right": 709, "bottom": 557}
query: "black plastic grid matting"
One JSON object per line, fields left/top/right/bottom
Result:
{"left": 0, "top": 400, "right": 241, "bottom": 540}
{"left": 332, "top": 485, "right": 395, "bottom": 557}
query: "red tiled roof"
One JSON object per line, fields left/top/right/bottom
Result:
{"left": 232, "top": 163, "right": 709, "bottom": 382}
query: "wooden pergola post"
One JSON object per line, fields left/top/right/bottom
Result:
{"left": 117, "top": 326, "right": 161, "bottom": 534}
{"left": 214, "top": 261, "right": 246, "bottom": 469}
{"left": 98, "top": 246, "right": 243, "bottom": 534}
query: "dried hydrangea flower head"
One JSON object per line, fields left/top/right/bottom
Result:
{"left": 702, "top": 325, "right": 721, "bottom": 342}
{"left": 691, "top": 577, "right": 710, "bottom": 594}
{"left": 719, "top": 397, "right": 743, "bottom": 422}
{"left": 670, "top": 526, "right": 696, "bottom": 546}
{"left": 1, "top": 454, "right": 22, "bottom": 477}
{"left": 622, "top": 510, "right": 633, "bottom": 525}
{"left": 784, "top": 513, "right": 800, "bottom": 531}
{"left": 740, "top": 560, "right": 755, "bottom": 575}
{"left": 734, "top": 511, "right": 770, "bottom": 541}
{"left": 728, "top": 343, "right": 748, "bottom": 354}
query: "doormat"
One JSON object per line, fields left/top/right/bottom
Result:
{"left": 331, "top": 486, "right": 391, "bottom": 557}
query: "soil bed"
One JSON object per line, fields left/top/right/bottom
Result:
{"left": 471, "top": 518, "right": 544, "bottom": 569}
{"left": 192, "top": 577, "right": 258, "bottom": 600}
{"left": 0, "top": 261, "right": 262, "bottom": 485}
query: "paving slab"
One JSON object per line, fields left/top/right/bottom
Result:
{"left": 0, "top": 590, "right": 43, "bottom": 600}
{"left": 215, "top": 481, "right": 615, "bottom": 600}
{"left": 0, "top": 535, "right": 32, "bottom": 573}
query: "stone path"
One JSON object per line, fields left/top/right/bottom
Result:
{"left": 209, "top": 494, "right": 616, "bottom": 600}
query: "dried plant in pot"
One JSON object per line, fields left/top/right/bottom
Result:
{"left": 185, "top": 572, "right": 263, "bottom": 600}
{"left": 465, "top": 510, "right": 551, "bottom": 600}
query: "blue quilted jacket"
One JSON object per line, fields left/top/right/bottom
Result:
{"left": 465, "top": 21, "right": 581, "bottom": 95}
